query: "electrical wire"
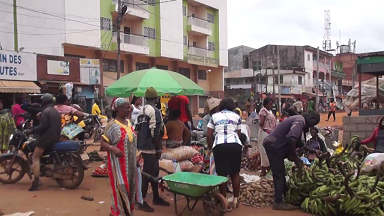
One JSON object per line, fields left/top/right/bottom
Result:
{"left": 0, "top": 28, "right": 100, "bottom": 36}
{"left": 0, "top": 20, "right": 96, "bottom": 31}
{"left": 0, "top": 1, "right": 101, "bottom": 22}
{"left": 0, "top": 1, "right": 101, "bottom": 28}
{"left": 124, "top": 0, "right": 177, "bottom": 6}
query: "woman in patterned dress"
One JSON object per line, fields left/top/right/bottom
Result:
{"left": 258, "top": 97, "right": 277, "bottom": 176}
{"left": 0, "top": 100, "right": 16, "bottom": 153}
{"left": 101, "top": 98, "right": 137, "bottom": 216}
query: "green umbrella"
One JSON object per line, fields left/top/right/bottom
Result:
{"left": 105, "top": 67, "right": 205, "bottom": 97}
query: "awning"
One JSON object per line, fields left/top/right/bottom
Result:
{"left": 0, "top": 80, "right": 40, "bottom": 93}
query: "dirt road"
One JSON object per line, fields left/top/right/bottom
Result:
{"left": 0, "top": 160, "right": 309, "bottom": 216}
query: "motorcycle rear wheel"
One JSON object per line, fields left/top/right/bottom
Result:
{"left": 55, "top": 155, "right": 84, "bottom": 189}
{"left": 0, "top": 157, "right": 26, "bottom": 184}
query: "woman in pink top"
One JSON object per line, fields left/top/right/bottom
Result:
{"left": 12, "top": 96, "right": 26, "bottom": 130}
{"left": 257, "top": 97, "right": 277, "bottom": 176}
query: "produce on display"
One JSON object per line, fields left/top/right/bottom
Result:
{"left": 92, "top": 164, "right": 108, "bottom": 177}
{"left": 286, "top": 136, "right": 384, "bottom": 215}
{"left": 241, "top": 152, "right": 261, "bottom": 171}
{"left": 239, "top": 178, "right": 275, "bottom": 208}
{"left": 87, "top": 150, "right": 104, "bottom": 162}
{"left": 190, "top": 145, "right": 204, "bottom": 164}
{"left": 162, "top": 146, "right": 199, "bottom": 162}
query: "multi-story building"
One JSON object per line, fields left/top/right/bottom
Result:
{"left": 0, "top": 0, "right": 228, "bottom": 114}
{"left": 224, "top": 44, "right": 345, "bottom": 99}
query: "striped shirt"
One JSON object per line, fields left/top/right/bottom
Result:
{"left": 207, "top": 109, "right": 242, "bottom": 149}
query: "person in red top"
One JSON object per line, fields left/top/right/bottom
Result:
{"left": 167, "top": 95, "right": 195, "bottom": 145}
{"left": 326, "top": 99, "right": 336, "bottom": 122}
{"left": 12, "top": 95, "right": 26, "bottom": 130}
{"left": 360, "top": 117, "right": 384, "bottom": 153}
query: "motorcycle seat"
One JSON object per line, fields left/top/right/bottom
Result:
{"left": 52, "top": 141, "right": 79, "bottom": 152}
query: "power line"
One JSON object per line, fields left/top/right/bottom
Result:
{"left": 0, "top": 20, "right": 96, "bottom": 31}
{"left": 0, "top": 1, "right": 100, "bottom": 22}
{"left": 0, "top": 28, "right": 100, "bottom": 36}
{"left": 124, "top": 0, "right": 177, "bottom": 6}
{"left": 0, "top": 1, "right": 101, "bottom": 28}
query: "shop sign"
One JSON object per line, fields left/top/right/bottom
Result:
{"left": 47, "top": 60, "right": 70, "bottom": 75}
{"left": 187, "top": 55, "right": 219, "bottom": 68}
{"left": 0, "top": 50, "right": 37, "bottom": 81}
{"left": 80, "top": 59, "right": 100, "bottom": 85}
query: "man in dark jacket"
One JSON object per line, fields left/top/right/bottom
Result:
{"left": 21, "top": 102, "right": 43, "bottom": 128}
{"left": 263, "top": 112, "right": 321, "bottom": 211}
{"left": 135, "top": 87, "right": 170, "bottom": 212}
{"left": 25, "top": 94, "right": 61, "bottom": 191}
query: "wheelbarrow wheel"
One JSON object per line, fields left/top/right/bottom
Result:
{"left": 203, "top": 192, "right": 229, "bottom": 216}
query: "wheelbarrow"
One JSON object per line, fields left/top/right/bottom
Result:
{"left": 141, "top": 171, "right": 231, "bottom": 216}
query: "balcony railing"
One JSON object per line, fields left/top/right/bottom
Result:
{"left": 187, "top": 16, "right": 210, "bottom": 30}
{"left": 121, "top": 33, "right": 148, "bottom": 47}
{"left": 188, "top": 46, "right": 208, "bottom": 57}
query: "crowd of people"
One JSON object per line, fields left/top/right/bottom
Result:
{"left": 0, "top": 91, "right": 351, "bottom": 216}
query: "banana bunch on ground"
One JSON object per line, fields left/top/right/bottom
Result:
{"left": 287, "top": 136, "right": 384, "bottom": 215}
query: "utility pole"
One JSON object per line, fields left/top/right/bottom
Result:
{"left": 265, "top": 52, "right": 268, "bottom": 95}
{"left": 329, "top": 58, "right": 333, "bottom": 97}
{"left": 13, "top": 0, "right": 18, "bottom": 51}
{"left": 116, "top": 1, "right": 127, "bottom": 80}
{"left": 316, "top": 47, "right": 320, "bottom": 109}
{"left": 277, "top": 47, "right": 281, "bottom": 114}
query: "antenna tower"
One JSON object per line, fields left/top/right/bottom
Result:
{"left": 323, "top": 10, "right": 331, "bottom": 51}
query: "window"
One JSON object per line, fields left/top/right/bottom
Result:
{"left": 208, "top": 41, "right": 215, "bottom": 51}
{"left": 192, "top": 41, "right": 197, "bottom": 47}
{"left": 182, "top": 6, "right": 187, "bottom": 16}
{"left": 280, "top": 75, "right": 283, "bottom": 84}
{"left": 207, "top": 13, "right": 215, "bottom": 23}
{"left": 307, "top": 54, "right": 310, "bottom": 61}
{"left": 198, "top": 70, "right": 207, "bottom": 80}
{"left": 144, "top": 27, "right": 156, "bottom": 39}
{"left": 313, "top": 54, "right": 317, "bottom": 61}
{"left": 178, "top": 67, "right": 190, "bottom": 78}
{"left": 298, "top": 76, "right": 303, "bottom": 85}
{"left": 183, "top": 35, "right": 187, "bottom": 46}
{"left": 103, "top": 59, "right": 124, "bottom": 72}
{"left": 147, "top": 0, "right": 155, "bottom": 6}
{"left": 274, "top": 75, "right": 278, "bottom": 85}
{"left": 252, "top": 61, "right": 261, "bottom": 71}
{"left": 156, "top": 65, "right": 168, "bottom": 70}
{"left": 136, "top": 62, "right": 150, "bottom": 70}
{"left": 100, "top": 17, "right": 111, "bottom": 31}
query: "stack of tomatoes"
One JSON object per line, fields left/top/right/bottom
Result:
{"left": 92, "top": 167, "right": 108, "bottom": 177}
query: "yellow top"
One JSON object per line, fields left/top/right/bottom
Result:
{"left": 102, "top": 120, "right": 134, "bottom": 143}
{"left": 235, "top": 108, "right": 243, "bottom": 119}
{"left": 161, "top": 103, "right": 167, "bottom": 116}
{"left": 92, "top": 103, "right": 101, "bottom": 115}
{"left": 73, "top": 116, "right": 86, "bottom": 128}
{"left": 92, "top": 103, "right": 107, "bottom": 119}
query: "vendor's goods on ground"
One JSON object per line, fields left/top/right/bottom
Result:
{"left": 162, "top": 146, "right": 199, "bottom": 162}
{"left": 179, "top": 160, "right": 194, "bottom": 171}
{"left": 87, "top": 150, "right": 104, "bottom": 162}
{"left": 241, "top": 152, "right": 261, "bottom": 171}
{"left": 239, "top": 178, "right": 274, "bottom": 208}
{"left": 92, "top": 164, "right": 108, "bottom": 177}
{"left": 286, "top": 136, "right": 384, "bottom": 215}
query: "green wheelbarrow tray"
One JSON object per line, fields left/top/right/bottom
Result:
{"left": 162, "top": 172, "right": 228, "bottom": 198}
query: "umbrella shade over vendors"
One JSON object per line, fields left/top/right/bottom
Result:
{"left": 105, "top": 68, "right": 205, "bottom": 97}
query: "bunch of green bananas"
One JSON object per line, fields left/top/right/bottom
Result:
{"left": 302, "top": 175, "right": 384, "bottom": 215}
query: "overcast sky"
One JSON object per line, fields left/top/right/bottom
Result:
{"left": 228, "top": 0, "right": 380, "bottom": 53}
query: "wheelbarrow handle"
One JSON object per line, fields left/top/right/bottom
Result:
{"left": 141, "top": 171, "right": 162, "bottom": 183}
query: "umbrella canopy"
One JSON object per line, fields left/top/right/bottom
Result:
{"left": 105, "top": 67, "right": 205, "bottom": 97}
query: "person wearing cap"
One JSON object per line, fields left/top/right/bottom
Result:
{"left": 262, "top": 112, "right": 321, "bottom": 210}
{"left": 135, "top": 87, "right": 170, "bottom": 212}
{"left": 202, "top": 97, "right": 221, "bottom": 137}
{"left": 24, "top": 93, "right": 61, "bottom": 191}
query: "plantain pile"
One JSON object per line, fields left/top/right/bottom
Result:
{"left": 286, "top": 136, "right": 384, "bottom": 215}
{"left": 239, "top": 178, "right": 275, "bottom": 208}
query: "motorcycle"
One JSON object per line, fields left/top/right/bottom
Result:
{"left": 0, "top": 130, "right": 91, "bottom": 189}
{"left": 83, "top": 115, "right": 104, "bottom": 143}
